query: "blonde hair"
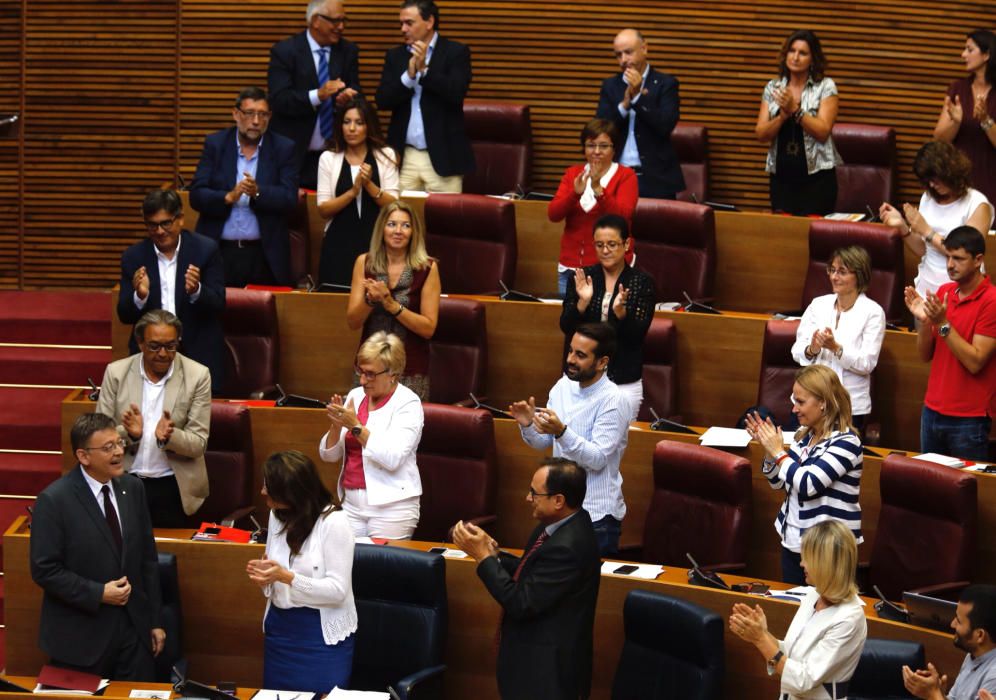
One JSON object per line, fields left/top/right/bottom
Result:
{"left": 366, "top": 200, "right": 431, "bottom": 276}
{"left": 356, "top": 331, "right": 406, "bottom": 375}
{"left": 800, "top": 520, "right": 858, "bottom": 604}
{"left": 794, "top": 364, "right": 854, "bottom": 441}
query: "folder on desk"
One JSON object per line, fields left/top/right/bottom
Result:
{"left": 192, "top": 522, "right": 252, "bottom": 543}
{"left": 36, "top": 664, "right": 105, "bottom": 694}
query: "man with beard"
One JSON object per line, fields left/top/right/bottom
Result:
{"left": 904, "top": 225, "right": 996, "bottom": 461}
{"left": 190, "top": 87, "right": 299, "bottom": 287}
{"left": 509, "top": 322, "right": 628, "bottom": 556}
{"left": 902, "top": 584, "right": 996, "bottom": 700}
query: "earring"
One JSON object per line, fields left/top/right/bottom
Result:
{"left": 820, "top": 404, "right": 826, "bottom": 412}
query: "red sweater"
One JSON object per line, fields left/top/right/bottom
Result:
{"left": 547, "top": 163, "right": 638, "bottom": 268}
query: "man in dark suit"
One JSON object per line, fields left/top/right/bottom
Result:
{"left": 117, "top": 189, "right": 225, "bottom": 392}
{"left": 596, "top": 29, "right": 685, "bottom": 199}
{"left": 30, "top": 412, "right": 164, "bottom": 680}
{"left": 453, "top": 458, "right": 601, "bottom": 700}
{"left": 267, "top": 0, "right": 360, "bottom": 189}
{"left": 189, "top": 87, "right": 300, "bottom": 287}
{"left": 375, "top": 0, "right": 474, "bottom": 193}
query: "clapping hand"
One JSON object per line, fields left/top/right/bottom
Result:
{"left": 155, "top": 410, "right": 174, "bottom": 445}
{"left": 363, "top": 278, "right": 391, "bottom": 305}
{"left": 133, "top": 266, "right": 150, "bottom": 300}
{"left": 743, "top": 410, "right": 784, "bottom": 458}
{"left": 246, "top": 558, "right": 292, "bottom": 586}
{"left": 573, "top": 268, "right": 594, "bottom": 307}
{"left": 902, "top": 203, "right": 927, "bottom": 237}
{"left": 122, "top": 403, "right": 143, "bottom": 440}
{"left": 508, "top": 396, "right": 537, "bottom": 428}
{"left": 573, "top": 170, "right": 590, "bottom": 196}
{"left": 533, "top": 407, "right": 565, "bottom": 436}
{"left": 612, "top": 284, "right": 630, "bottom": 319}
{"left": 901, "top": 662, "right": 947, "bottom": 698}
{"left": 452, "top": 520, "right": 498, "bottom": 561}
{"left": 944, "top": 94, "right": 963, "bottom": 123}
{"left": 729, "top": 602, "right": 767, "bottom": 644}
{"left": 878, "top": 202, "right": 905, "bottom": 230}
{"left": 352, "top": 163, "right": 372, "bottom": 196}
{"left": 184, "top": 264, "right": 201, "bottom": 295}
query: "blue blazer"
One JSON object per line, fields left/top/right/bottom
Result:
{"left": 30, "top": 468, "right": 161, "bottom": 668}
{"left": 267, "top": 30, "right": 361, "bottom": 166}
{"left": 116, "top": 230, "right": 225, "bottom": 390}
{"left": 375, "top": 36, "right": 475, "bottom": 178}
{"left": 596, "top": 66, "right": 686, "bottom": 197}
{"left": 188, "top": 126, "right": 299, "bottom": 285}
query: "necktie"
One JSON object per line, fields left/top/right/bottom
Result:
{"left": 101, "top": 484, "right": 123, "bottom": 552}
{"left": 496, "top": 531, "right": 549, "bottom": 649}
{"left": 317, "top": 48, "right": 334, "bottom": 141}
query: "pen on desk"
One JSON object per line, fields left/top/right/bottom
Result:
{"left": 781, "top": 591, "right": 805, "bottom": 596}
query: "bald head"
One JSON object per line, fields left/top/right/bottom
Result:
{"left": 613, "top": 28, "right": 648, "bottom": 73}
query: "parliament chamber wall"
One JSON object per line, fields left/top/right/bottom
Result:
{"left": 0, "top": 0, "right": 993, "bottom": 289}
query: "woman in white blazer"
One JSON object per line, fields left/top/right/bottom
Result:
{"left": 729, "top": 520, "right": 867, "bottom": 700}
{"left": 316, "top": 96, "right": 400, "bottom": 287}
{"left": 319, "top": 331, "right": 423, "bottom": 538}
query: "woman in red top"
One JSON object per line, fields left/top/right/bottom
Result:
{"left": 548, "top": 119, "right": 639, "bottom": 297}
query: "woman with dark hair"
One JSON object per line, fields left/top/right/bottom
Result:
{"left": 744, "top": 365, "right": 863, "bottom": 585}
{"left": 346, "top": 200, "right": 439, "bottom": 399}
{"left": 755, "top": 29, "right": 842, "bottom": 216}
{"left": 934, "top": 29, "right": 996, "bottom": 205}
{"left": 880, "top": 140, "right": 993, "bottom": 296}
{"left": 548, "top": 118, "right": 639, "bottom": 297}
{"left": 317, "top": 96, "right": 400, "bottom": 286}
{"left": 247, "top": 451, "right": 356, "bottom": 693}
{"left": 560, "top": 214, "right": 655, "bottom": 421}
{"left": 791, "top": 245, "right": 885, "bottom": 431}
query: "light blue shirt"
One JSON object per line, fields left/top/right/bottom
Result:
{"left": 617, "top": 64, "right": 650, "bottom": 168}
{"left": 221, "top": 132, "right": 261, "bottom": 242}
{"left": 400, "top": 32, "right": 439, "bottom": 150}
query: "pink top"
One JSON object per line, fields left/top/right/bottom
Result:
{"left": 341, "top": 388, "right": 397, "bottom": 489}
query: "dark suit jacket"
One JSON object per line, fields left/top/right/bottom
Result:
{"left": 116, "top": 230, "right": 225, "bottom": 389}
{"left": 476, "top": 510, "right": 601, "bottom": 700}
{"left": 267, "top": 30, "right": 361, "bottom": 166}
{"left": 30, "top": 468, "right": 161, "bottom": 668}
{"left": 188, "top": 126, "right": 300, "bottom": 285}
{"left": 375, "top": 36, "right": 475, "bottom": 177}
{"left": 596, "top": 66, "right": 685, "bottom": 197}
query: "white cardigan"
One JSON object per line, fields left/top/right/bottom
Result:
{"left": 316, "top": 147, "right": 400, "bottom": 222}
{"left": 318, "top": 383, "right": 424, "bottom": 506}
{"left": 261, "top": 508, "right": 357, "bottom": 645}
{"left": 790, "top": 293, "right": 886, "bottom": 416}
{"left": 778, "top": 588, "right": 867, "bottom": 699}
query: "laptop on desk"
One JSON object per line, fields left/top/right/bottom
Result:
{"left": 903, "top": 591, "right": 957, "bottom": 632}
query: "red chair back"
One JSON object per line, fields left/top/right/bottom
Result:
{"left": 462, "top": 100, "right": 532, "bottom": 195}
{"left": 638, "top": 317, "right": 677, "bottom": 422}
{"left": 198, "top": 402, "right": 254, "bottom": 523}
{"left": 632, "top": 199, "right": 716, "bottom": 304}
{"left": 672, "top": 122, "right": 709, "bottom": 203}
{"left": 222, "top": 288, "right": 279, "bottom": 398}
{"left": 756, "top": 320, "right": 800, "bottom": 429}
{"left": 429, "top": 298, "right": 487, "bottom": 404}
{"left": 832, "top": 123, "right": 896, "bottom": 214}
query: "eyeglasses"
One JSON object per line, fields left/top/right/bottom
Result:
{"left": 82, "top": 439, "right": 128, "bottom": 454}
{"left": 144, "top": 341, "right": 179, "bottom": 353}
{"left": 236, "top": 108, "right": 272, "bottom": 120}
{"left": 584, "top": 142, "right": 613, "bottom": 152}
{"left": 826, "top": 266, "right": 854, "bottom": 277}
{"left": 354, "top": 366, "right": 390, "bottom": 382}
{"left": 528, "top": 487, "right": 554, "bottom": 499}
{"left": 144, "top": 216, "right": 180, "bottom": 232}
{"left": 317, "top": 13, "right": 348, "bottom": 26}
{"left": 594, "top": 241, "right": 623, "bottom": 251}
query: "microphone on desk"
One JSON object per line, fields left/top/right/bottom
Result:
{"left": 86, "top": 377, "right": 100, "bottom": 402}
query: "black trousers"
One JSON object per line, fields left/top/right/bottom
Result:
{"left": 140, "top": 473, "right": 192, "bottom": 528}
{"left": 219, "top": 240, "right": 276, "bottom": 288}
{"left": 52, "top": 607, "right": 156, "bottom": 681}
{"left": 769, "top": 167, "right": 838, "bottom": 216}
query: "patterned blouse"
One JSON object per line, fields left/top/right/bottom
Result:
{"left": 763, "top": 76, "right": 843, "bottom": 176}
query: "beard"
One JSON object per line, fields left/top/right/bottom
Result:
{"left": 565, "top": 363, "right": 597, "bottom": 383}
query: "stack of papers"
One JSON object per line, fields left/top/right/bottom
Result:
{"left": 698, "top": 427, "right": 751, "bottom": 448}
{"left": 913, "top": 453, "right": 966, "bottom": 469}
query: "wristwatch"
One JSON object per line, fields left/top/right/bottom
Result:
{"left": 767, "top": 650, "right": 784, "bottom": 676}
{"left": 938, "top": 322, "right": 951, "bottom": 338}
{"left": 350, "top": 425, "right": 363, "bottom": 438}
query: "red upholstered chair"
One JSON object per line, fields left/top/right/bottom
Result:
{"left": 632, "top": 199, "right": 716, "bottom": 304}
{"left": 424, "top": 194, "right": 517, "bottom": 295}
{"left": 832, "top": 123, "right": 896, "bottom": 214}
{"left": 428, "top": 297, "right": 487, "bottom": 405}
{"left": 672, "top": 122, "right": 709, "bottom": 203}
{"left": 865, "top": 455, "right": 977, "bottom": 602}
{"left": 637, "top": 440, "right": 752, "bottom": 572}
{"left": 755, "top": 319, "right": 800, "bottom": 429}
{"left": 637, "top": 317, "right": 677, "bottom": 423}
{"left": 802, "top": 221, "right": 905, "bottom": 323}
{"left": 221, "top": 288, "right": 279, "bottom": 399}
{"left": 462, "top": 100, "right": 532, "bottom": 196}
{"left": 195, "top": 402, "right": 255, "bottom": 526}
{"left": 414, "top": 404, "right": 497, "bottom": 542}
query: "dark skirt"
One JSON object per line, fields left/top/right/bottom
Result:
{"left": 263, "top": 605, "right": 355, "bottom": 693}
{"left": 769, "top": 167, "right": 838, "bottom": 217}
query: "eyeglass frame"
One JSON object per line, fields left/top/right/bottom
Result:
{"left": 825, "top": 265, "right": 855, "bottom": 277}
{"left": 144, "top": 215, "right": 181, "bottom": 232}
{"left": 81, "top": 439, "right": 128, "bottom": 455}
{"left": 354, "top": 365, "right": 391, "bottom": 382}
{"left": 584, "top": 141, "right": 613, "bottom": 152}
{"left": 235, "top": 107, "right": 272, "bottom": 120}
{"left": 143, "top": 341, "right": 180, "bottom": 353}
{"left": 316, "top": 13, "right": 348, "bottom": 26}
{"left": 528, "top": 487, "right": 557, "bottom": 499}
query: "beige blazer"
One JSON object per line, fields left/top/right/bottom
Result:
{"left": 97, "top": 353, "right": 211, "bottom": 515}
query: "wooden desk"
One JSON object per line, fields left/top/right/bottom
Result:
{"left": 111, "top": 293, "right": 927, "bottom": 450}
{"left": 60, "top": 394, "right": 996, "bottom": 584}
{"left": 4, "top": 519, "right": 963, "bottom": 700}
{"left": 0, "top": 677, "right": 254, "bottom": 700}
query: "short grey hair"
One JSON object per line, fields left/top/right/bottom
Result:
{"left": 306, "top": 0, "right": 332, "bottom": 23}
{"left": 134, "top": 309, "right": 183, "bottom": 344}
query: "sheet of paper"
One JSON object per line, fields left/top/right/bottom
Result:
{"left": 129, "top": 690, "right": 172, "bottom": 699}
{"left": 328, "top": 689, "right": 391, "bottom": 699}
{"left": 253, "top": 690, "right": 320, "bottom": 700}
{"left": 698, "top": 426, "right": 752, "bottom": 448}
{"left": 600, "top": 561, "right": 665, "bottom": 580}
{"left": 35, "top": 680, "right": 109, "bottom": 695}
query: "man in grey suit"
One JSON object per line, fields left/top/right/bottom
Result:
{"left": 97, "top": 309, "right": 211, "bottom": 528}
{"left": 30, "top": 413, "right": 164, "bottom": 680}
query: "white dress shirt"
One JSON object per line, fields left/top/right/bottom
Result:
{"left": 791, "top": 293, "right": 886, "bottom": 416}
{"left": 79, "top": 465, "right": 122, "bottom": 532}
{"left": 520, "top": 372, "right": 629, "bottom": 522}
{"left": 132, "top": 235, "right": 200, "bottom": 311}
{"left": 778, "top": 588, "right": 867, "bottom": 699}
{"left": 130, "top": 360, "right": 174, "bottom": 478}
{"left": 261, "top": 508, "right": 357, "bottom": 645}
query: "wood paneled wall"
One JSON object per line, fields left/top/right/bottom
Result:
{"left": 1, "top": 0, "right": 993, "bottom": 288}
